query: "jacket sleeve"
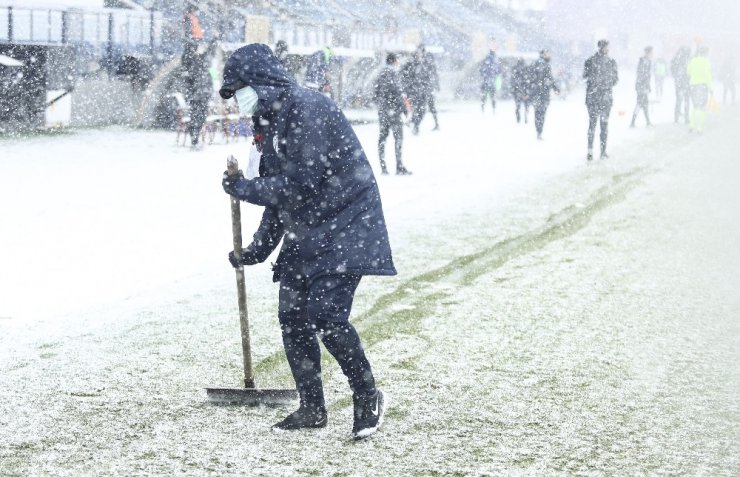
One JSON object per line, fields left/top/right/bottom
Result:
{"left": 223, "top": 100, "right": 328, "bottom": 209}
{"left": 583, "top": 58, "right": 591, "bottom": 80}
{"left": 241, "top": 207, "right": 284, "bottom": 265}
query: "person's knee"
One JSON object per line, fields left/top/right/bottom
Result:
{"left": 307, "top": 296, "right": 350, "bottom": 324}
{"left": 306, "top": 275, "right": 360, "bottom": 323}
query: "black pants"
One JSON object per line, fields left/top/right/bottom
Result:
{"left": 278, "top": 272, "right": 376, "bottom": 409}
{"left": 189, "top": 100, "right": 208, "bottom": 146}
{"left": 675, "top": 84, "right": 690, "bottom": 123}
{"left": 427, "top": 94, "right": 439, "bottom": 127}
{"left": 378, "top": 113, "right": 403, "bottom": 172}
{"left": 534, "top": 100, "right": 549, "bottom": 136}
{"left": 587, "top": 100, "right": 612, "bottom": 153}
{"left": 515, "top": 97, "right": 529, "bottom": 123}
{"left": 631, "top": 91, "right": 651, "bottom": 125}
{"left": 411, "top": 93, "right": 427, "bottom": 131}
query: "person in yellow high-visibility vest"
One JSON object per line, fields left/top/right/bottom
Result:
{"left": 687, "top": 46, "right": 713, "bottom": 133}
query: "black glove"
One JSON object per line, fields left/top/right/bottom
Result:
{"left": 228, "top": 249, "right": 250, "bottom": 268}
{"left": 222, "top": 170, "right": 245, "bottom": 196}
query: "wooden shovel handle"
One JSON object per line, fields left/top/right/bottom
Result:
{"left": 226, "top": 155, "right": 255, "bottom": 389}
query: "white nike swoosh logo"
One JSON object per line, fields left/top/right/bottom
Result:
{"left": 371, "top": 400, "right": 379, "bottom": 417}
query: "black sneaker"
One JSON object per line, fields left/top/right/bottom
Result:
{"left": 396, "top": 167, "right": 412, "bottom": 176}
{"left": 600, "top": 151, "right": 609, "bottom": 160}
{"left": 352, "top": 390, "right": 388, "bottom": 440}
{"left": 272, "top": 406, "right": 327, "bottom": 430}
{"left": 587, "top": 152, "right": 593, "bottom": 161}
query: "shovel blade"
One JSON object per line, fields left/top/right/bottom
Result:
{"left": 206, "top": 387, "right": 298, "bottom": 406}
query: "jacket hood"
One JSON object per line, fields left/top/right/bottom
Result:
{"left": 219, "top": 43, "right": 295, "bottom": 99}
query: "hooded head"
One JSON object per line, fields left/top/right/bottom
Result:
{"left": 219, "top": 43, "right": 295, "bottom": 100}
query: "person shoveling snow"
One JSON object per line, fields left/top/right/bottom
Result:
{"left": 219, "top": 44, "right": 396, "bottom": 440}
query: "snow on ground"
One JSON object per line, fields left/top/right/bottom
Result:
{"left": 0, "top": 78, "right": 649, "bottom": 324}
{"left": 1, "top": 83, "right": 739, "bottom": 475}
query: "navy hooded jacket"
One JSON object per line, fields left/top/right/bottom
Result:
{"left": 220, "top": 44, "right": 397, "bottom": 283}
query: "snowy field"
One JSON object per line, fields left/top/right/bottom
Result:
{"left": 1, "top": 86, "right": 739, "bottom": 475}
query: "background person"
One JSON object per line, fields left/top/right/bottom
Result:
{"left": 530, "top": 49, "right": 560, "bottom": 140}
{"left": 479, "top": 40, "right": 502, "bottom": 113}
{"left": 654, "top": 56, "right": 667, "bottom": 99}
{"left": 687, "top": 46, "right": 713, "bottom": 133}
{"left": 672, "top": 47, "right": 691, "bottom": 124}
{"left": 583, "top": 39, "right": 619, "bottom": 161}
{"left": 400, "top": 45, "right": 438, "bottom": 134}
{"left": 374, "top": 53, "right": 412, "bottom": 175}
{"left": 511, "top": 58, "right": 532, "bottom": 124}
{"left": 630, "top": 46, "right": 653, "bottom": 128}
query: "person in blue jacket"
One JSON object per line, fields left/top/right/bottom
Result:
{"left": 304, "top": 46, "right": 336, "bottom": 95}
{"left": 480, "top": 43, "right": 502, "bottom": 112}
{"left": 218, "top": 44, "right": 394, "bottom": 440}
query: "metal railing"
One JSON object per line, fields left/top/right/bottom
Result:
{"left": 0, "top": 4, "right": 161, "bottom": 53}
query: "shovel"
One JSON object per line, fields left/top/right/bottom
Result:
{"left": 206, "top": 156, "right": 298, "bottom": 406}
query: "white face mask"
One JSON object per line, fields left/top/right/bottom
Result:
{"left": 235, "top": 86, "right": 259, "bottom": 116}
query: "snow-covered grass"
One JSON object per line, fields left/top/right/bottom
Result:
{"left": 2, "top": 85, "right": 739, "bottom": 475}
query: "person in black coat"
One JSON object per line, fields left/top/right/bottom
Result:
{"left": 421, "top": 46, "right": 441, "bottom": 131}
{"left": 511, "top": 58, "right": 532, "bottom": 124}
{"left": 630, "top": 46, "right": 653, "bottom": 127}
{"left": 181, "top": 38, "right": 217, "bottom": 150}
{"left": 584, "top": 39, "right": 619, "bottom": 160}
{"left": 400, "top": 45, "right": 438, "bottom": 134}
{"left": 219, "top": 44, "right": 394, "bottom": 440}
{"left": 530, "top": 50, "right": 560, "bottom": 139}
{"left": 374, "top": 53, "right": 412, "bottom": 175}
{"left": 671, "top": 47, "right": 691, "bottom": 123}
